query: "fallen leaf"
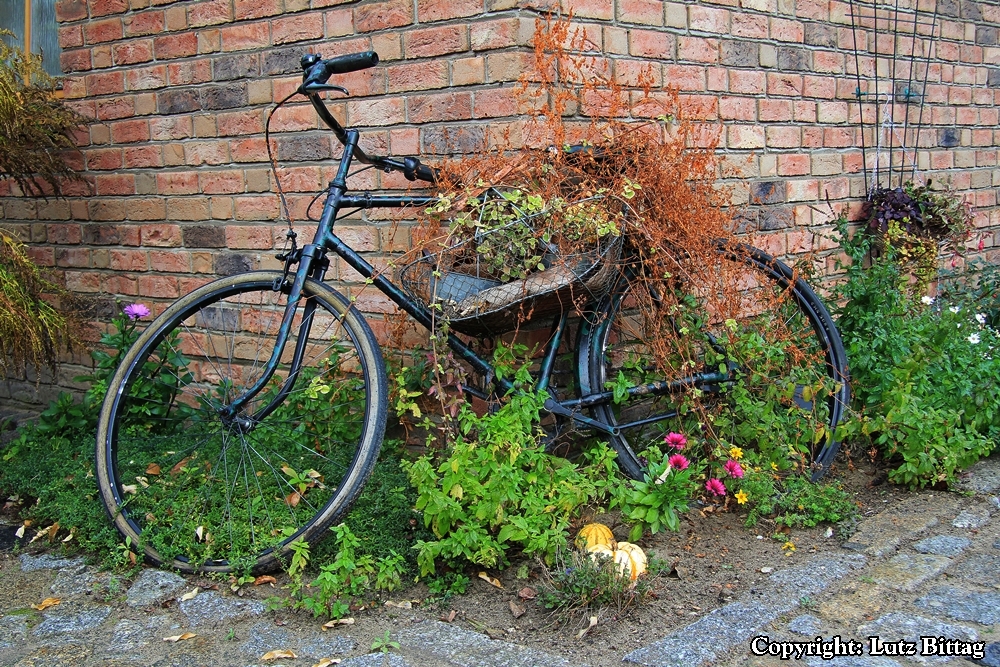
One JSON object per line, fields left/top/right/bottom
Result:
{"left": 121, "top": 484, "right": 138, "bottom": 495}
{"left": 286, "top": 491, "right": 301, "bottom": 507}
{"left": 163, "top": 632, "right": 197, "bottom": 642}
{"left": 517, "top": 587, "right": 537, "bottom": 600}
{"left": 14, "top": 524, "right": 25, "bottom": 539}
{"left": 441, "top": 610, "right": 457, "bottom": 623}
{"left": 321, "top": 618, "right": 355, "bottom": 630}
{"left": 31, "top": 597, "right": 60, "bottom": 611}
{"left": 478, "top": 571, "right": 503, "bottom": 589}
{"left": 180, "top": 587, "right": 199, "bottom": 601}
{"left": 170, "top": 456, "right": 193, "bottom": 475}
{"left": 47, "top": 523, "right": 60, "bottom": 540}
{"left": 577, "top": 615, "right": 598, "bottom": 639}
{"left": 262, "top": 649, "right": 297, "bottom": 661}
{"left": 195, "top": 526, "right": 204, "bottom": 541}
{"left": 508, "top": 600, "right": 525, "bottom": 619}
{"left": 312, "top": 659, "right": 341, "bottom": 667}
{"left": 384, "top": 600, "right": 412, "bottom": 609}
{"left": 61, "top": 529, "right": 74, "bottom": 543}
{"left": 146, "top": 463, "right": 161, "bottom": 475}
{"left": 254, "top": 575, "right": 277, "bottom": 586}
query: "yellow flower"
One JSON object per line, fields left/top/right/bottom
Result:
{"left": 735, "top": 490, "right": 748, "bottom": 505}
{"left": 728, "top": 446, "right": 743, "bottom": 460}
{"left": 770, "top": 462, "right": 778, "bottom": 471}
{"left": 781, "top": 541, "right": 796, "bottom": 552}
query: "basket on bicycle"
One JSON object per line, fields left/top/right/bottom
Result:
{"left": 398, "top": 188, "right": 623, "bottom": 337}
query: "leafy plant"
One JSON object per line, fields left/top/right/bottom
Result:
{"left": 0, "top": 29, "right": 86, "bottom": 196}
{"left": 538, "top": 548, "right": 664, "bottom": 615}
{"left": 613, "top": 444, "right": 698, "bottom": 542}
{"left": 0, "top": 229, "right": 82, "bottom": 379}
{"left": 371, "top": 630, "right": 400, "bottom": 654}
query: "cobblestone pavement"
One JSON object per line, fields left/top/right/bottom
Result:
{"left": 2, "top": 455, "right": 999, "bottom": 667}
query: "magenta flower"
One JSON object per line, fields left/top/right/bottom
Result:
{"left": 123, "top": 303, "right": 150, "bottom": 320}
{"left": 668, "top": 454, "right": 689, "bottom": 470}
{"left": 664, "top": 432, "right": 687, "bottom": 450}
{"left": 724, "top": 459, "right": 745, "bottom": 479}
{"left": 705, "top": 478, "right": 726, "bottom": 496}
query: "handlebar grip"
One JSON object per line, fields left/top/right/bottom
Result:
{"left": 324, "top": 50, "right": 379, "bottom": 75}
{"left": 414, "top": 163, "right": 437, "bottom": 183}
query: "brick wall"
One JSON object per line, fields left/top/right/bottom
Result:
{"left": 1, "top": 0, "right": 998, "bottom": 412}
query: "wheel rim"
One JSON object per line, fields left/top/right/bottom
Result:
{"left": 102, "top": 279, "right": 378, "bottom": 571}
{"left": 590, "top": 249, "right": 848, "bottom": 479}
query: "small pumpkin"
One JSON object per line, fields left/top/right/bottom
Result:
{"left": 611, "top": 541, "right": 648, "bottom": 580}
{"left": 585, "top": 543, "right": 614, "bottom": 564}
{"left": 575, "top": 522, "right": 616, "bottom": 551}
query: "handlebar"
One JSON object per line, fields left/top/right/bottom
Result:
{"left": 297, "top": 50, "right": 437, "bottom": 184}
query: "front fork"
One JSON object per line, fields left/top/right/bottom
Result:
{"left": 218, "top": 244, "right": 327, "bottom": 427}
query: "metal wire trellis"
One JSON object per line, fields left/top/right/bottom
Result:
{"left": 848, "top": 0, "right": 941, "bottom": 197}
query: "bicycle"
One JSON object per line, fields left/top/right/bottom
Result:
{"left": 95, "top": 50, "right": 850, "bottom": 574}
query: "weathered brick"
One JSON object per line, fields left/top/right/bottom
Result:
{"left": 141, "top": 224, "right": 183, "bottom": 247}
{"left": 355, "top": 0, "right": 413, "bottom": 32}
{"left": 183, "top": 225, "right": 227, "bottom": 248}
{"left": 123, "top": 11, "right": 163, "bottom": 37}
{"left": 617, "top": 0, "right": 664, "bottom": 26}
{"left": 404, "top": 25, "right": 469, "bottom": 58}
{"left": 154, "top": 33, "right": 198, "bottom": 60}
{"left": 189, "top": 0, "right": 233, "bottom": 27}
{"left": 213, "top": 53, "right": 259, "bottom": 80}
{"left": 273, "top": 12, "right": 324, "bottom": 44}
{"left": 221, "top": 22, "right": 271, "bottom": 52}
{"left": 200, "top": 82, "right": 249, "bottom": 110}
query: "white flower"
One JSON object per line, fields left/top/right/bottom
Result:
{"left": 949, "top": 306, "right": 961, "bottom": 314}
{"left": 921, "top": 295, "right": 934, "bottom": 305}
{"left": 969, "top": 333, "right": 981, "bottom": 344}
{"left": 976, "top": 313, "right": 986, "bottom": 325}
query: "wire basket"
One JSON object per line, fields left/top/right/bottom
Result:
{"left": 399, "top": 232, "right": 622, "bottom": 337}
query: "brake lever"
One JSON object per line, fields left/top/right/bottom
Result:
{"left": 300, "top": 83, "right": 350, "bottom": 96}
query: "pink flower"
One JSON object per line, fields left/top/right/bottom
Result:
{"left": 668, "top": 454, "right": 689, "bottom": 470}
{"left": 724, "top": 459, "right": 744, "bottom": 479}
{"left": 123, "top": 303, "right": 150, "bottom": 320}
{"left": 705, "top": 478, "right": 726, "bottom": 496}
{"left": 664, "top": 432, "right": 687, "bottom": 450}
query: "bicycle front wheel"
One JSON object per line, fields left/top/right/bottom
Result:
{"left": 95, "top": 272, "right": 388, "bottom": 573}
{"left": 581, "top": 243, "right": 849, "bottom": 481}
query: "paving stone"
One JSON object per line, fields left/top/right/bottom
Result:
{"left": 107, "top": 618, "right": 151, "bottom": 652}
{"left": 871, "top": 554, "right": 951, "bottom": 592}
{"left": 239, "top": 621, "right": 353, "bottom": 659}
{"left": 804, "top": 658, "right": 904, "bottom": 667}
{"left": 179, "top": 591, "right": 265, "bottom": 627}
{"left": 0, "top": 614, "right": 29, "bottom": 650}
{"left": 946, "top": 553, "right": 1000, "bottom": 587}
{"left": 337, "top": 655, "right": 413, "bottom": 667}
{"left": 11, "top": 643, "right": 91, "bottom": 667}
{"left": 396, "top": 620, "right": 577, "bottom": 667}
{"left": 915, "top": 586, "right": 1000, "bottom": 624}
{"left": 49, "top": 564, "right": 101, "bottom": 597}
{"left": 125, "top": 569, "right": 187, "bottom": 608}
{"left": 240, "top": 622, "right": 295, "bottom": 657}
{"left": 788, "top": 614, "right": 823, "bottom": 635}
{"left": 952, "top": 508, "right": 991, "bottom": 529}
{"left": 624, "top": 555, "right": 866, "bottom": 666}
{"left": 857, "top": 612, "right": 977, "bottom": 663}
{"left": 844, "top": 498, "right": 944, "bottom": 556}
{"left": 954, "top": 455, "right": 1000, "bottom": 494}
{"left": 298, "top": 633, "right": 357, "bottom": 659}
{"left": 912, "top": 536, "right": 971, "bottom": 556}
{"left": 979, "top": 642, "right": 1000, "bottom": 667}
{"left": 31, "top": 606, "right": 112, "bottom": 637}
{"left": 18, "top": 554, "right": 86, "bottom": 573}
{"left": 817, "top": 585, "right": 894, "bottom": 627}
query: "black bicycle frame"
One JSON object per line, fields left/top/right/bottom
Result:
{"left": 222, "top": 128, "right": 727, "bottom": 436}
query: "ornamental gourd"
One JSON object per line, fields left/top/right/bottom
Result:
{"left": 575, "top": 523, "right": 616, "bottom": 551}
{"left": 612, "top": 541, "right": 648, "bottom": 580}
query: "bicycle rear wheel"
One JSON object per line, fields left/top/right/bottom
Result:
{"left": 580, "top": 243, "right": 849, "bottom": 481}
{"left": 95, "top": 272, "right": 387, "bottom": 573}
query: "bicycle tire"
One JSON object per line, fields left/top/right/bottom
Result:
{"left": 95, "top": 272, "right": 388, "bottom": 573}
{"left": 579, "top": 242, "right": 849, "bottom": 481}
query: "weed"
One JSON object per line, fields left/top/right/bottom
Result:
{"left": 538, "top": 549, "right": 663, "bottom": 617}
{"left": 371, "top": 630, "right": 400, "bottom": 654}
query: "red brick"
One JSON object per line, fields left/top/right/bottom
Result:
{"left": 56, "top": 0, "right": 88, "bottom": 22}
{"left": 823, "top": 127, "right": 854, "bottom": 148}
{"left": 417, "top": 0, "right": 483, "bottom": 22}
{"left": 167, "top": 60, "right": 213, "bottom": 85}
{"left": 167, "top": 198, "right": 212, "bottom": 221}
{"left": 766, "top": 72, "right": 803, "bottom": 96}
{"left": 138, "top": 274, "right": 181, "bottom": 298}
{"left": 124, "top": 146, "right": 162, "bottom": 168}
{"left": 473, "top": 88, "right": 522, "bottom": 119}
{"left": 127, "top": 199, "right": 168, "bottom": 221}
{"left": 770, "top": 17, "right": 804, "bottom": 42}
{"left": 689, "top": 5, "right": 729, "bottom": 33}
{"left": 347, "top": 97, "right": 405, "bottom": 126}
{"left": 47, "top": 224, "right": 83, "bottom": 244}
{"left": 154, "top": 33, "right": 198, "bottom": 60}
{"left": 404, "top": 25, "right": 468, "bottom": 58}
{"left": 110, "top": 249, "right": 148, "bottom": 271}
{"left": 217, "top": 110, "right": 265, "bottom": 136}
{"left": 231, "top": 137, "right": 269, "bottom": 162}
{"left": 59, "top": 25, "right": 84, "bottom": 49}
{"left": 387, "top": 60, "right": 449, "bottom": 93}
{"left": 221, "top": 22, "right": 270, "bottom": 51}
{"left": 234, "top": 0, "right": 281, "bottom": 20}
{"left": 561, "top": 0, "right": 612, "bottom": 20}
{"left": 65, "top": 271, "right": 102, "bottom": 293}
{"left": 92, "top": 0, "right": 128, "bottom": 16}
{"left": 157, "top": 172, "right": 199, "bottom": 194}
{"left": 112, "top": 40, "right": 151, "bottom": 65}
{"left": 87, "top": 71, "right": 125, "bottom": 96}
{"left": 616, "top": 0, "right": 663, "bottom": 25}
{"left": 406, "top": 92, "right": 472, "bottom": 123}
{"left": 123, "top": 11, "right": 164, "bottom": 37}
{"left": 150, "top": 117, "right": 193, "bottom": 140}
{"left": 185, "top": 141, "right": 229, "bottom": 166}
{"left": 758, "top": 99, "right": 793, "bottom": 122}
{"left": 141, "top": 224, "right": 183, "bottom": 247}
{"left": 189, "top": 0, "right": 233, "bottom": 27}
{"left": 355, "top": 0, "right": 413, "bottom": 33}
{"left": 765, "top": 125, "right": 801, "bottom": 148}
{"left": 663, "top": 64, "right": 705, "bottom": 91}
{"left": 86, "top": 148, "right": 124, "bottom": 170}
{"left": 84, "top": 18, "right": 123, "bottom": 44}
{"left": 720, "top": 96, "right": 756, "bottom": 121}
{"left": 95, "top": 174, "right": 135, "bottom": 196}
{"left": 227, "top": 223, "right": 274, "bottom": 245}
{"left": 273, "top": 13, "right": 324, "bottom": 44}
{"left": 110, "top": 119, "right": 150, "bottom": 143}
{"left": 28, "top": 246, "right": 56, "bottom": 267}
{"left": 469, "top": 18, "right": 522, "bottom": 51}
{"left": 630, "top": 29, "right": 675, "bottom": 58}
{"left": 126, "top": 65, "right": 168, "bottom": 91}
{"left": 678, "top": 36, "right": 718, "bottom": 63}
{"left": 200, "top": 170, "right": 245, "bottom": 194}
{"left": 777, "top": 154, "right": 811, "bottom": 176}
{"left": 148, "top": 250, "right": 191, "bottom": 273}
